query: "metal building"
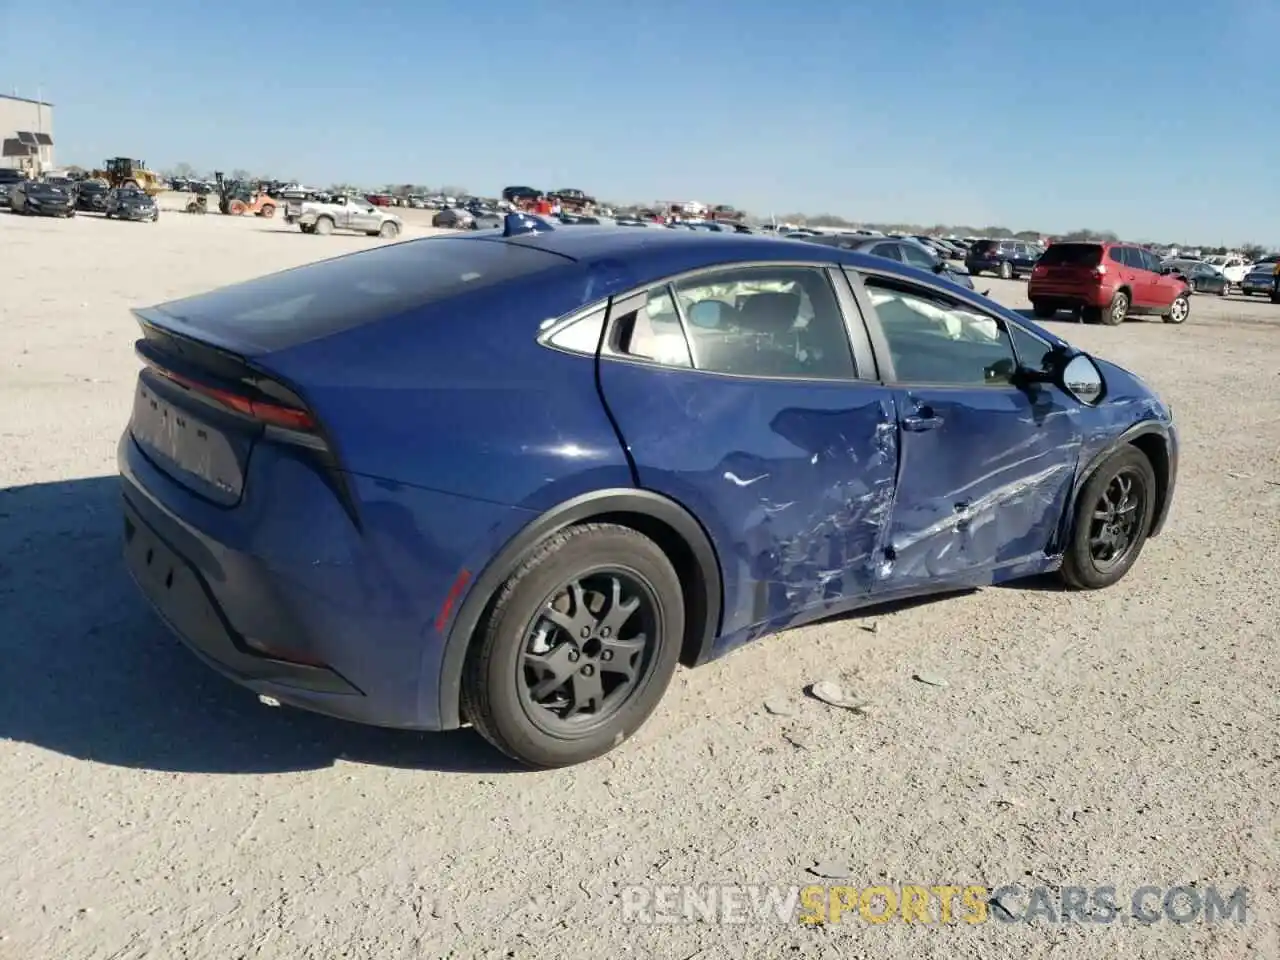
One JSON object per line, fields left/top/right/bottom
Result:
{"left": 0, "top": 93, "right": 55, "bottom": 172}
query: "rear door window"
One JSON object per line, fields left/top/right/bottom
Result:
{"left": 871, "top": 243, "right": 904, "bottom": 262}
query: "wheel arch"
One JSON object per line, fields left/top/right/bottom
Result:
{"left": 1060, "top": 420, "right": 1174, "bottom": 549}
{"left": 435, "top": 488, "right": 724, "bottom": 730}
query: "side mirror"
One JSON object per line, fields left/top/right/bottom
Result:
{"left": 1018, "top": 347, "right": 1104, "bottom": 403}
{"left": 931, "top": 261, "right": 947, "bottom": 274}
{"left": 1060, "top": 353, "right": 1105, "bottom": 404}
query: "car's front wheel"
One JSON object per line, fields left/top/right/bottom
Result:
{"left": 1163, "top": 292, "right": 1190, "bottom": 322}
{"left": 1060, "top": 446, "right": 1157, "bottom": 590}
{"left": 462, "top": 523, "right": 684, "bottom": 768}
{"left": 999, "top": 261, "right": 1013, "bottom": 280}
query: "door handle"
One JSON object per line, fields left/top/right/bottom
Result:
{"left": 902, "top": 411, "right": 943, "bottom": 432}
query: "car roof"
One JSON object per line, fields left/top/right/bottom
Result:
{"left": 444, "top": 226, "right": 1029, "bottom": 315}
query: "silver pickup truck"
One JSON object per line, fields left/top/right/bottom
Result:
{"left": 288, "top": 196, "right": 402, "bottom": 238}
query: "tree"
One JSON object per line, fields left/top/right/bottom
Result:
{"left": 438, "top": 185, "right": 468, "bottom": 198}
{"left": 172, "top": 161, "right": 196, "bottom": 178}
{"left": 1241, "top": 243, "right": 1267, "bottom": 261}
{"left": 230, "top": 168, "right": 251, "bottom": 182}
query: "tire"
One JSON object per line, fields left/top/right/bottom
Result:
{"left": 314, "top": 216, "right": 334, "bottom": 236}
{"left": 1163, "top": 293, "right": 1190, "bottom": 323}
{"left": 378, "top": 220, "right": 400, "bottom": 239}
{"left": 260, "top": 204, "right": 275, "bottom": 219}
{"left": 1219, "top": 283, "right": 1230, "bottom": 297}
{"left": 1102, "top": 290, "right": 1129, "bottom": 325}
{"left": 1060, "top": 446, "right": 1157, "bottom": 590}
{"left": 461, "top": 523, "right": 684, "bottom": 768}
{"left": 1031, "top": 301, "right": 1056, "bottom": 319}
{"left": 999, "top": 261, "right": 1013, "bottom": 280}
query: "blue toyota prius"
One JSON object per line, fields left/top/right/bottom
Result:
{"left": 119, "top": 215, "right": 1177, "bottom": 767}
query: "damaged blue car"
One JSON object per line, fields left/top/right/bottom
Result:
{"left": 119, "top": 215, "right": 1177, "bottom": 768}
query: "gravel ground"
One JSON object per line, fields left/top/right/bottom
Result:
{"left": 1, "top": 211, "right": 1277, "bottom": 960}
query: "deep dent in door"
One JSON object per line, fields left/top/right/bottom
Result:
{"left": 872, "top": 393, "right": 1081, "bottom": 588}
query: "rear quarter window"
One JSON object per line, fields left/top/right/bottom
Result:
{"left": 150, "top": 238, "right": 568, "bottom": 352}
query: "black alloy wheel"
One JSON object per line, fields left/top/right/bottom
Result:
{"left": 1060, "top": 446, "right": 1157, "bottom": 589}
{"left": 518, "top": 571, "right": 657, "bottom": 734}
{"left": 1087, "top": 469, "right": 1146, "bottom": 572}
{"left": 462, "top": 523, "right": 684, "bottom": 768}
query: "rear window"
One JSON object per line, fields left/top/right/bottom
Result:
{"left": 1037, "top": 243, "right": 1102, "bottom": 267}
{"left": 971, "top": 240, "right": 999, "bottom": 254}
{"left": 151, "top": 238, "right": 567, "bottom": 353}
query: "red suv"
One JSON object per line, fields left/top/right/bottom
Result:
{"left": 1028, "top": 241, "right": 1191, "bottom": 325}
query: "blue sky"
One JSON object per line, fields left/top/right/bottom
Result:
{"left": 5, "top": 0, "right": 1277, "bottom": 242}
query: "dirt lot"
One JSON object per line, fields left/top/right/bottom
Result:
{"left": 1, "top": 210, "right": 1277, "bottom": 960}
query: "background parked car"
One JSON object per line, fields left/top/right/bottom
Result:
{"left": 1028, "top": 241, "right": 1190, "bottom": 324}
{"left": 10, "top": 178, "right": 77, "bottom": 217}
{"left": 0, "top": 167, "right": 25, "bottom": 207}
{"left": 1203, "top": 254, "right": 1250, "bottom": 284}
{"left": 1237, "top": 257, "right": 1280, "bottom": 299}
{"left": 965, "top": 238, "right": 1041, "bottom": 279}
{"left": 76, "top": 180, "right": 110, "bottom": 214}
{"left": 105, "top": 187, "right": 160, "bottom": 222}
{"left": 799, "top": 234, "right": 975, "bottom": 289}
{"left": 432, "top": 207, "right": 475, "bottom": 229}
{"left": 1162, "top": 258, "right": 1230, "bottom": 296}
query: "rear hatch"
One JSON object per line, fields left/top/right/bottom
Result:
{"left": 1031, "top": 242, "right": 1102, "bottom": 284}
{"left": 127, "top": 236, "right": 571, "bottom": 505}
{"left": 967, "top": 239, "right": 999, "bottom": 261}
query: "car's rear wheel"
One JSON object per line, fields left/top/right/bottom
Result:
{"left": 1060, "top": 446, "right": 1157, "bottom": 590}
{"left": 462, "top": 523, "right": 684, "bottom": 768}
{"left": 1102, "top": 290, "right": 1129, "bottom": 325}
{"left": 1163, "top": 293, "right": 1190, "bottom": 323}
{"left": 999, "top": 261, "right": 1013, "bottom": 280}
{"left": 1031, "top": 300, "right": 1056, "bottom": 318}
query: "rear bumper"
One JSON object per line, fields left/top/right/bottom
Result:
{"left": 118, "top": 430, "right": 527, "bottom": 730}
{"left": 1026, "top": 280, "right": 1112, "bottom": 308}
{"left": 122, "top": 492, "right": 361, "bottom": 698}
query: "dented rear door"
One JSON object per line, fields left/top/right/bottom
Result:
{"left": 593, "top": 265, "right": 899, "bottom": 644}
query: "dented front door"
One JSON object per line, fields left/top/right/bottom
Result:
{"left": 875, "top": 383, "right": 1080, "bottom": 592}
